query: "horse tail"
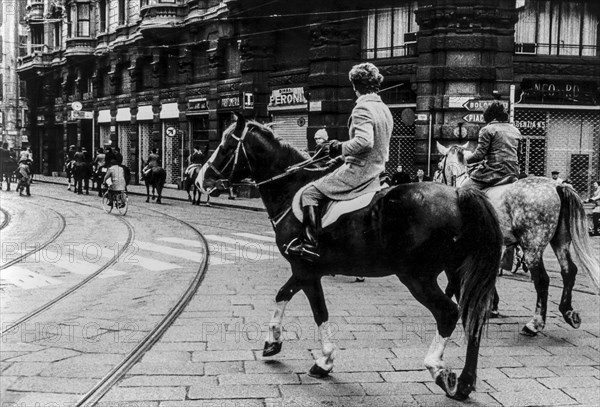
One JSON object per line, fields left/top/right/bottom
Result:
{"left": 456, "top": 188, "right": 502, "bottom": 340}
{"left": 556, "top": 184, "right": 600, "bottom": 293}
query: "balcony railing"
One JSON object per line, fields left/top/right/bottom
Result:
{"left": 64, "top": 37, "right": 97, "bottom": 57}
{"left": 515, "top": 42, "right": 598, "bottom": 57}
{"left": 361, "top": 44, "right": 418, "bottom": 60}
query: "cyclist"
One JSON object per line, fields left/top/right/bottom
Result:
{"left": 103, "top": 158, "right": 127, "bottom": 207}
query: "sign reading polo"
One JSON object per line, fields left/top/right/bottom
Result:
{"left": 269, "top": 87, "right": 307, "bottom": 108}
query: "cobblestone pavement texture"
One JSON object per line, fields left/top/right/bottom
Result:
{"left": 0, "top": 180, "right": 599, "bottom": 407}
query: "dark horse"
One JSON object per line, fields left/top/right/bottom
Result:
{"left": 184, "top": 164, "right": 209, "bottom": 205}
{"left": 142, "top": 165, "right": 166, "bottom": 204}
{"left": 438, "top": 142, "right": 600, "bottom": 336}
{"left": 0, "top": 158, "right": 18, "bottom": 191}
{"left": 200, "top": 114, "right": 503, "bottom": 400}
{"left": 72, "top": 161, "right": 93, "bottom": 195}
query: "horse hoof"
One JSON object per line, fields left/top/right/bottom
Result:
{"left": 355, "top": 277, "right": 365, "bottom": 283}
{"left": 308, "top": 363, "right": 331, "bottom": 378}
{"left": 263, "top": 341, "right": 282, "bottom": 357}
{"left": 435, "top": 368, "right": 457, "bottom": 397}
{"left": 520, "top": 325, "right": 538, "bottom": 337}
{"left": 564, "top": 310, "right": 581, "bottom": 329}
{"left": 145, "top": 199, "right": 149, "bottom": 203}
{"left": 489, "top": 309, "right": 500, "bottom": 319}
{"left": 446, "top": 378, "right": 474, "bottom": 401}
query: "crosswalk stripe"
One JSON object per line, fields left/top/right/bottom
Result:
{"left": 233, "top": 232, "right": 276, "bottom": 243}
{"left": 0, "top": 266, "right": 61, "bottom": 289}
{"left": 135, "top": 241, "right": 236, "bottom": 265}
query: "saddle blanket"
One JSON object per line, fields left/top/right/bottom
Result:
{"left": 292, "top": 184, "right": 379, "bottom": 229}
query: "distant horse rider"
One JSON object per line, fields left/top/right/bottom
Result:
{"left": 462, "top": 101, "right": 521, "bottom": 190}
{"left": 143, "top": 148, "right": 160, "bottom": 178}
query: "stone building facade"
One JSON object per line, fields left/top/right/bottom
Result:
{"left": 17, "top": 0, "right": 600, "bottom": 195}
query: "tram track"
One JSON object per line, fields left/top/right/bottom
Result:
{"left": 77, "top": 205, "right": 210, "bottom": 407}
{"left": 0, "top": 195, "right": 135, "bottom": 336}
{"left": 0, "top": 203, "right": 67, "bottom": 271}
{"left": 0, "top": 206, "right": 11, "bottom": 230}
{"left": 2, "top": 191, "right": 210, "bottom": 406}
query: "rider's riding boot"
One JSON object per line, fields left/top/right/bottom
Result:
{"left": 287, "top": 205, "right": 321, "bottom": 262}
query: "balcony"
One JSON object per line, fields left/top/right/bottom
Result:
{"left": 25, "top": 0, "right": 45, "bottom": 21}
{"left": 17, "top": 46, "right": 62, "bottom": 74}
{"left": 64, "top": 37, "right": 97, "bottom": 58}
{"left": 139, "top": 0, "right": 186, "bottom": 35}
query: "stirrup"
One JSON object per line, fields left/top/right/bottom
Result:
{"left": 286, "top": 240, "right": 320, "bottom": 263}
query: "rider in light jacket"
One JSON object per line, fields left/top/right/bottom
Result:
{"left": 287, "top": 62, "right": 393, "bottom": 262}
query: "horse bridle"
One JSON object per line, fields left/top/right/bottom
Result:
{"left": 205, "top": 125, "right": 252, "bottom": 190}
{"left": 441, "top": 147, "right": 468, "bottom": 187}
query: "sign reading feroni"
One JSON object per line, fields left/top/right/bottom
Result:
{"left": 269, "top": 87, "right": 307, "bottom": 108}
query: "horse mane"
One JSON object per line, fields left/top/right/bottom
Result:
{"left": 225, "top": 119, "right": 310, "bottom": 166}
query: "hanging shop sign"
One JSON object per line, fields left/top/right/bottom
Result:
{"left": 188, "top": 98, "right": 208, "bottom": 113}
{"left": 521, "top": 80, "right": 598, "bottom": 105}
{"left": 218, "top": 95, "right": 241, "bottom": 109}
{"left": 269, "top": 87, "right": 307, "bottom": 108}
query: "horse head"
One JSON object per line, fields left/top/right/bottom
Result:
{"left": 199, "top": 113, "right": 305, "bottom": 196}
{"left": 437, "top": 141, "right": 470, "bottom": 187}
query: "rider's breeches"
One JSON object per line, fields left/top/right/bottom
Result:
{"left": 301, "top": 184, "right": 324, "bottom": 208}
{"left": 592, "top": 213, "right": 600, "bottom": 235}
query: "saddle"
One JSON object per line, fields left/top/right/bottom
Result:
{"left": 485, "top": 175, "right": 519, "bottom": 189}
{"left": 185, "top": 164, "right": 202, "bottom": 176}
{"left": 292, "top": 184, "right": 380, "bottom": 229}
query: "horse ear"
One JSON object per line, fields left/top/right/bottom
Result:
{"left": 436, "top": 141, "right": 449, "bottom": 156}
{"left": 233, "top": 112, "right": 246, "bottom": 137}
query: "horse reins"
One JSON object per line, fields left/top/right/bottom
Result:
{"left": 206, "top": 122, "right": 329, "bottom": 228}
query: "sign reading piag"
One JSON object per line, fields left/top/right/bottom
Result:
{"left": 269, "top": 87, "right": 307, "bottom": 107}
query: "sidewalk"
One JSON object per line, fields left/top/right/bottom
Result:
{"left": 33, "top": 174, "right": 267, "bottom": 212}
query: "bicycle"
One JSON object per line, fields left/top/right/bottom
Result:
{"left": 102, "top": 189, "right": 128, "bottom": 215}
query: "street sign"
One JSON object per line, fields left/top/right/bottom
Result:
{"left": 69, "top": 111, "right": 93, "bottom": 120}
{"left": 462, "top": 99, "right": 509, "bottom": 112}
{"left": 166, "top": 127, "right": 177, "bottom": 137}
{"left": 463, "top": 113, "right": 485, "bottom": 123}
{"left": 71, "top": 101, "right": 83, "bottom": 112}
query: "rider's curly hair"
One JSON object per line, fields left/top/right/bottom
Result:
{"left": 349, "top": 63, "right": 384, "bottom": 94}
{"left": 483, "top": 102, "right": 509, "bottom": 123}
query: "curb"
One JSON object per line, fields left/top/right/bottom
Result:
{"left": 34, "top": 179, "right": 266, "bottom": 213}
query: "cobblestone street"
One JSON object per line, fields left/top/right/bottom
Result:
{"left": 0, "top": 182, "right": 598, "bottom": 406}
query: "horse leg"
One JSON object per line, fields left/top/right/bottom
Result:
{"left": 398, "top": 273, "right": 461, "bottom": 397}
{"left": 263, "top": 275, "right": 303, "bottom": 357}
{"left": 550, "top": 230, "right": 580, "bottom": 329}
{"left": 84, "top": 175, "right": 90, "bottom": 195}
{"left": 152, "top": 185, "right": 156, "bottom": 201}
{"left": 521, "top": 251, "right": 549, "bottom": 336}
{"left": 299, "top": 278, "right": 335, "bottom": 378}
{"left": 145, "top": 184, "right": 150, "bottom": 203}
{"left": 156, "top": 185, "right": 162, "bottom": 204}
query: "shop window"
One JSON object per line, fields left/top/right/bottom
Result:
{"left": 362, "top": 2, "right": 418, "bottom": 59}
{"left": 515, "top": 0, "right": 599, "bottom": 56}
